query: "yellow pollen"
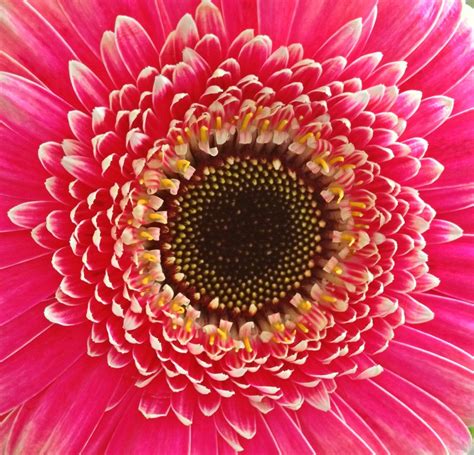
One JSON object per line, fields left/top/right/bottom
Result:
{"left": 243, "top": 337, "right": 253, "bottom": 353}
{"left": 161, "top": 179, "right": 174, "bottom": 189}
{"left": 139, "top": 178, "right": 145, "bottom": 185}
{"left": 185, "top": 318, "right": 193, "bottom": 332}
{"left": 354, "top": 223, "right": 370, "bottom": 229}
{"left": 342, "top": 164, "right": 356, "bottom": 170}
{"left": 209, "top": 334, "right": 216, "bottom": 346}
{"left": 352, "top": 211, "right": 364, "bottom": 218}
{"left": 216, "top": 328, "right": 228, "bottom": 341}
{"left": 148, "top": 212, "right": 165, "bottom": 222}
{"left": 296, "top": 322, "right": 309, "bottom": 333}
{"left": 350, "top": 201, "right": 367, "bottom": 209}
{"left": 142, "top": 252, "right": 157, "bottom": 262}
{"left": 137, "top": 198, "right": 148, "bottom": 205}
{"left": 200, "top": 125, "right": 209, "bottom": 143}
{"left": 260, "top": 119, "right": 270, "bottom": 132}
{"left": 241, "top": 112, "right": 253, "bottom": 131}
{"left": 139, "top": 231, "right": 154, "bottom": 241}
{"left": 215, "top": 116, "right": 222, "bottom": 130}
{"left": 329, "top": 156, "right": 345, "bottom": 164}
{"left": 315, "top": 132, "right": 321, "bottom": 140}
{"left": 330, "top": 186, "right": 344, "bottom": 203}
{"left": 176, "top": 135, "right": 185, "bottom": 145}
{"left": 299, "top": 300, "right": 312, "bottom": 312}
{"left": 333, "top": 265, "right": 343, "bottom": 275}
{"left": 176, "top": 159, "right": 190, "bottom": 174}
{"left": 171, "top": 303, "right": 185, "bottom": 314}
{"left": 184, "top": 127, "right": 192, "bottom": 137}
{"left": 127, "top": 219, "right": 133, "bottom": 225}
{"left": 298, "top": 132, "right": 314, "bottom": 144}
{"left": 341, "top": 233, "right": 356, "bottom": 246}
{"left": 141, "top": 276, "right": 151, "bottom": 285}
{"left": 273, "top": 322, "right": 285, "bottom": 332}
{"left": 313, "top": 157, "right": 329, "bottom": 173}
{"left": 322, "top": 294, "right": 337, "bottom": 303}
{"left": 277, "top": 119, "right": 289, "bottom": 131}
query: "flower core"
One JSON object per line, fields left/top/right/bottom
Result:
{"left": 159, "top": 155, "right": 327, "bottom": 322}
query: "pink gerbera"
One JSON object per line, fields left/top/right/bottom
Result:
{"left": 0, "top": 0, "right": 473, "bottom": 453}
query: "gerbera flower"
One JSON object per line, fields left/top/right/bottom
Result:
{"left": 0, "top": 0, "right": 473, "bottom": 452}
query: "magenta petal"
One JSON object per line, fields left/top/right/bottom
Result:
{"left": 0, "top": 231, "right": 49, "bottom": 268}
{"left": 0, "top": 255, "right": 60, "bottom": 324}
{"left": 314, "top": 19, "right": 363, "bottom": 61}
{"left": 7, "top": 356, "right": 124, "bottom": 453}
{"left": 256, "top": 0, "right": 298, "bottom": 47}
{"left": 100, "top": 31, "right": 134, "bottom": 88}
{"left": 0, "top": 302, "right": 51, "bottom": 362}
{"left": 69, "top": 60, "right": 110, "bottom": 110}
{"left": 374, "top": 369, "right": 471, "bottom": 454}
{"left": 421, "top": 184, "right": 474, "bottom": 214}
{"left": 0, "top": 324, "right": 88, "bottom": 413}
{"left": 424, "top": 219, "right": 463, "bottom": 243}
{"left": 445, "top": 69, "right": 474, "bottom": 114}
{"left": 8, "top": 201, "right": 57, "bottom": 229}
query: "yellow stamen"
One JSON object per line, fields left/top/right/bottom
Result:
{"left": 176, "top": 159, "right": 190, "bottom": 174}
{"left": 315, "top": 131, "right": 321, "bottom": 140}
{"left": 171, "top": 303, "right": 185, "bottom": 314}
{"left": 139, "top": 178, "right": 145, "bottom": 185}
{"left": 350, "top": 201, "right": 367, "bottom": 209}
{"left": 296, "top": 322, "right": 309, "bottom": 333}
{"left": 298, "top": 132, "right": 314, "bottom": 144}
{"left": 341, "top": 233, "right": 356, "bottom": 247}
{"left": 313, "top": 157, "right": 329, "bottom": 173}
{"left": 161, "top": 179, "right": 174, "bottom": 189}
{"left": 148, "top": 212, "right": 165, "bottom": 222}
{"left": 241, "top": 112, "right": 253, "bottom": 131}
{"left": 273, "top": 322, "right": 285, "bottom": 332}
{"left": 142, "top": 252, "right": 157, "bottom": 262}
{"left": 333, "top": 265, "right": 343, "bottom": 275}
{"left": 200, "top": 125, "right": 209, "bottom": 143}
{"left": 341, "top": 164, "right": 356, "bottom": 170}
{"left": 329, "top": 156, "right": 344, "bottom": 164}
{"left": 185, "top": 318, "right": 193, "bottom": 333}
{"left": 217, "top": 328, "right": 228, "bottom": 341}
{"left": 260, "top": 119, "right": 270, "bottom": 132}
{"left": 352, "top": 211, "right": 364, "bottom": 218}
{"left": 137, "top": 198, "right": 148, "bottom": 205}
{"left": 330, "top": 186, "right": 344, "bottom": 203}
{"left": 209, "top": 334, "right": 215, "bottom": 346}
{"left": 277, "top": 119, "right": 289, "bottom": 131}
{"left": 322, "top": 294, "right": 337, "bottom": 303}
{"left": 184, "top": 127, "right": 192, "bottom": 137}
{"left": 176, "top": 135, "right": 185, "bottom": 145}
{"left": 141, "top": 276, "right": 151, "bottom": 285}
{"left": 139, "top": 231, "right": 154, "bottom": 241}
{"left": 243, "top": 337, "right": 253, "bottom": 353}
{"left": 215, "top": 116, "right": 222, "bottom": 130}
{"left": 354, "top": 223, "right": 370, "bottom": 229}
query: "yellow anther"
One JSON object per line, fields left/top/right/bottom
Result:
{"left": 139, "top": 231, "right": 154, "bottom": 241}
{"left": 176, "top": 135, "right": 185, "bottom": 145}
{"left": 160, "top": 179, "right": 174, "bottom": 189}
{"left": 313, "top": 157, "right": 329, "bottom": 173}
{"left": 352, "top": 211, "right": 364, "bottom": 218}
{"left": 341, "top": 164, "right": 356, "bottom": 170}
{"left": 241, "top": 112, "right": 253, "bottom": 131}
{"left": 148, "top": 212, "right": 165, "bottom": 222}
{"left": 243, "top": 337, "right": 253, "bottom": 353}
{"left": 176, "top": 159, "right": 190, "bottom": 174}
{"left": 277, "top": 119, "right": 289, "bottom": 131}
{"left": 296, "top": 322, "right": 309, "bottom": 334}
{"left": 216, "top": 328, "right": 228, "bottom": 341}
{"left": 329, "top": 156, "right": 345, "bottom": 164}
{"left": 184, "top": 127, "right": 192, "bottom": 137}
{"left": 141, "top": 276, "right": 151, "bottom": 285}
{"left": 354, "top": 224, "right": 370, "bottom": 229}
{"left": 215, "top": 116, "right": 222, "bottom": 130}
{"left": 137, "top": 198, "right": 148, "bottom": 205}
{"left": 350, "top": 201, "right": 367, "bottom": 209}
{"left": 298, "top": 132, "right": 314, "bottom": 144}
{"left": 260, "top": 119, "right": 270, "bottom": 132}
{"left": 330, "top": 186, "right": 344, "bottom": 204}
{"left": 341, "top": 233, "right": 356, "bottom": 244}
{"left": 322, "top": 294, "right": 337, "bottom": 303}
{"left": 209, "top": 334, "right": 216, "bottom": 346}
{"left": 315, "top": 131, "right": 321, "bottom": 140}
{"left": 273, "top": 322, "right": 285, "bottom": 332}
{"left": 171, "top": 302, "right": 185, "bottom": 314}
{"left": 299, "top": 300, "right": 312, "bottom": 312}
{"left": 185, "top": 318, "right": 193, "bottom": 333}
{"left": 200, "top": 125, "right": 209, "bottom": 143}
{"left": 142, "top": 252, "right": 157, "bottom": 263}
{"left": 333, "top": 265, "right": 343, "bottom": 276}
{"left": 127, "top": 219, "right": 133, "bottom": 225}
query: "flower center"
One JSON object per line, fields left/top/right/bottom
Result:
{"left": 159, "top": 155, "right": 329, "bottom": 321}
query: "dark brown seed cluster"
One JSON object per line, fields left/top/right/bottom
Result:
{"left": 160, "top": 157, "right": 327, "bottom": 319}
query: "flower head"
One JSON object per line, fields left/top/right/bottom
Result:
{"left": 1, "top": 0, "right": 473, "bottom": 453}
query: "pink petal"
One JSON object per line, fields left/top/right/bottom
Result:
{"left": 220, "top": 0, "right": 258, "bottom": 42}
{"left": 62, "top": 156, "right": 104, "bottom": 188}
{"left": 402, "top": 11, "right": 474, "bottom": 97}
{"left": 377, "top": 340, "right": 474, "bottom": 425}
{"left": 44, "top": 301, "right": 87, "bottom": 326}
{"left": 115, "top": 15, "right": 159, "bottom": 79}
{"left": 262, "top": 404, "right": 315, "bottom": 454}
{"left": 424, "top": 219, "right": 463, "bottom": 243}
{"left": 221, "top": 395, "right": 257, "bottom": 439}
{"left": 342, "top": 52, "right": 383, "bottom": 81}
{"left": 337, "top": 377, "right": 448, "bottom": 453}
{"left": 365, "top": 61, "right": 407, "bottom": 87}
{"left": 100, "top": 31, "right": 134, "bottom": 88}
{"left": 421, "top": 184, "right": 474, "bottom": 214}
{"left": 402, "top": 96, "right": 453, "bottom": 138}
{"left": 0, "top": 231, "right": 49, "bottom": 268}
{"left": 189, "top": 410, "right": 219, "bottom": 455}
{"left": 0, "top": 73, "right": 71, "bottom": 144}
{"left": 314, "top": 19, "right": 363, "bottom": 61}
{"left": 0, "top": 324, "right": 88, "bottom": 413}
{"left": 424, "top": 109, "right": 474, "bottom": 187}
{"left": 8, "top": 201, "right": 58, "bottom": 229}
{"left": 0, "top": 196, "right": 28, "bottom": 232}
{"left": 414, "top": 293, "right": 474, "bottom": 354}
{"left": 0, "top": 302, "right": 51, "bottom": 362}
{"left": 298, "top": 404, "right": 375, "bottom": 454}
{"left": 290, "top": 0, "right": 376, "bottom": 57}
{"left": 0, "top": 255, "right": 59, "bottom": 325}
{"left": 7, "top": 356, "right": 123, "bottom": 453}
{"left": 374, "top": 369, "right": 471, "bottom": 454}
{"left": 195, "top": 0, "right": 227, "bottom": 46}
{"left": 69, "top": 61, "right": 110, "bottom": 110}
{"left": 391, "top": 90, "right": 423, "bottom": 119}
{"left": 364, "top": 0, "right": 442, "bottom": 61}
{"left": 238, "top": 36, "right": 272, "bottom": 76}
{"left": 401, "top": 0, "right": 463, "bottom": 82}
{"left": 445, "top": 69, "right": 474, "bottom": 114}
